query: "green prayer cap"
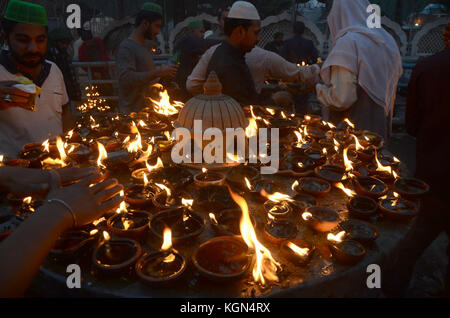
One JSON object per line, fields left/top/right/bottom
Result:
{"left": 141, "top": 2, "right": 163, "bottom": 16}
{"left": 4, "top": 0, "right": 48, "bottom": 26}
{"left": 188, "top": 20, "right": 203, "bottom": 30}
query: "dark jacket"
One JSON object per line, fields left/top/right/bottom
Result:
{"left": 406, "top": 49, "right": 450, "bottom": 196}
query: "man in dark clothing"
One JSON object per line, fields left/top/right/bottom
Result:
{"left": 174, "top": 20, "right": 209, "bottom": 101}
{"left": 264, "top": 32, "right": 284, "bottom": 55}
{"left": 47, "top": 28, "right": 81, "bottom": 102}
{"left": 205, "top": 1, "right": 267, "bottom": 106}
{"left": 382, "top": 38, "right": 450, "bottom": 297}
{"left": 280, "top": 21, "right": 318, "bottom": 65}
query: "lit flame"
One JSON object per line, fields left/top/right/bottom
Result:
{"left": 93, "top": 217, "right": 105, "bottom": 226}
{"left": 343, "top": 147, "right": 353, "bottom": 172}
{"left": 181, "top": 198, "right": 193, "bottom": 208}
{"left": 23, "top": 197, "right": 32, "bottom": 204}
{"left": 351, "top": 134, "right": 364, "bottom": 151}
{"left": 250, "top": 105, "right": 262, "bottom": 120}
{"left": 145, "top": 157, "right": 164, "bottom": 173}
{"left": 90, "top": 229, "right": 98, "bottom": 236}
{"left": 56, "top": 136, "right": 67, "bottom": 163}
{"left": 281, "top": 111, "right": 287, "bottom": 119}
{"left": 67, "top": 145, "right": 75, "bottom": 154}
{"left": 393, "top": 170, "right": 398, "bottom": 179}
{"left": 209, "top": 213, "right": 218, "bottom": 225}
{"left": 138, "top": 120, "right": 147, "bottom": 128}
{"left": 122, "top": 218, "right": 133, "bottom": 231}
{"left": 143, "top": 173, "right": 149, "bottom": 186}
{"left": 96, "top": 142, "right": 108, "bottom": 169}
{"left": 267, "top": 192, "right": 293, "bottom": 203}
{"left": 294, "top": 131, "right": 304, "bottom": 145}
{"left": 326, "top": 122, "right": 335, "bottom": 129}
{"left": 327, "top": 231, "right": 346, "bottom": 243}
{"left": 41, "top": 157, "right": 66, "bottom": 168}
{"left": 393, "top": 157, "right": 400, "bottom": 163}
{"left": 305, "top": 115, "right": 311, "bottom": 121}
{"left": 116, "top": 190, "right": 127, "bottom": 213}
{"left": 302, "top": 212, "right": 313, "bottom": 221}
{"left": 287, "top": 242, "right": 310, "bottom": 257}
{"left": 202, "top": 167, "right": 207, "bottom": 174}
{"left": 228, "top": 188, "right": 280, "bottom": 285}
{"left": 161, "top": 228, "right": 176, "bottom": 263}
{"left": 245, "top": 118, "right": 258, "bottom": 138}
{"left": 266, "top": 108, "right": 275, "bottom": 115}
{"left": 344, "top": 118, "right": 355, "bottom": 129}
{"left": 291, "top": 180, "right": 299, "bottom": 191}
{"left": 42, "top": 139, "right": 50, "bottom": 153}
{"left": 66, "top": 129, "right": 74, "bottom": 140}
{"left": 374, "top": 149, "right": 393, "bottom": 175}
{"left": 156, "top": 183, "right": 171, "bottom": 197}
{"left": 335, "top": 182, "right": 356, "bottom": 197}
{"left": 244, "top": 177, "right": 252, "bottom": 190}
{"left": 103, "top": 231, "right": 110, "bottom": 241}
{"left": 150, "top": 89, "right": 183, "bottom": 116}
{"left": 126, "top": 121, "right": 143, "bottom": 153}
{"left": 393, "top": 192, "right": 399, "bottom": 198}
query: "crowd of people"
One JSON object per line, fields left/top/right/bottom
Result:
{"left": 0, "top": 0, "right": 448, "bottom": 297}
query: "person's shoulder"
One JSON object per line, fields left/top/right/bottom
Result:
{"left": 46, "top": 60, "right": 63, "bottom": 76}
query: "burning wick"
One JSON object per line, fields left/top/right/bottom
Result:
{"left": 287, "top": 242, "right": 309, "bottom": 257}
{"left": 96, "top": 142, "right": 108, "bottom": 169}
{"left": 244, "top": 177, "right": 252, "bottom": 190}
{"left": 335, "top": 182, "right": 356, "bottom": 197}
{"left": 209, "top": 213, "right": 218, "bottom": 225}
{"left": 327, "top": 231, "right": 346, "bottom": 243}
{"left": 302, "top": 212, "right": 313, "bottom": 221}
{"left": 161, "top": 228, "right": 176, "bottom": 263}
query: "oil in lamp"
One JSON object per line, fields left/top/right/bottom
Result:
{"left": 327, "top": 231, "right": 366, "bottom": 265}
{"left": 378, "top": 192, "right": 418, "bottom": 221}
{"left": 339, "top": 220, "right": 378, "bottom": 245}
{"left": 194, "top": 167, "right": 226, "bottom": 187}
{"left": 280, "top": 240, "right": 314, "bottom": 266}
{"left": 302, "top": 206, "right": 340, "bottom": 232}
{"left": 92, "top": 231, "right": 142, "bottom": 275}
{"left": 393, "top": 177, "right": 429, "bottom": 199}
{"left": 293, "top": 177, "right": 331, "bottom": 197}
{"left": 346, "top": 194, "right": 378, "bottom": 219}
{"left": 131, "top": 157, "right": 164, "bottom": 183}
{"left": 50, "top": 229, "right": 99, "bottom": 262}
{"left": 152, "top": 183, "right": 178, "bottom": 210}
{"left": 315, "top": 164, "right": 346, "bottom": 183}
{"left": 106, "top": 205, "right": 152, "bottom": 241}
{"left": 149, "top": 206, "right": 205, "bottom": 244}
{"left": 135, "top": 228, "right": 187, "bottom": 285}
{"left": 124, "top": 175, "right": 158, "bottom": 209}
{"left": 263, "top": 215, "right": 298, "bottom": 244}
{"left": 192, "top": 236, "right": 251, "bottom": 281}
{"left": 353, "top": 176, "right": 388, "bottom": 199}
{"left": 226, "top": 165, "right": 260, "bottom": 190}
{"left": 209, "top": 209, "right": 256, "bottom": 237}
{"left": 195, "top": 185, "right": 238, "bottom": 212}
{"left": 263, "top": 193, "right": 293, "bottom": 219}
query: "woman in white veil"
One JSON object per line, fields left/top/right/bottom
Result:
{"left": 316, "top": 0, "right": 403, "bottom": 140}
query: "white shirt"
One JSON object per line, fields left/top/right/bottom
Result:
{"left": 0, "top": 60, "right": 69, "bottom": 157}
{"left": 187, "top": 45, "right": 317, "bottom": 95}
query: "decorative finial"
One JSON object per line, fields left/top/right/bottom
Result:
{"left": 203, "top": 71, "right": 222, "bottom": 96}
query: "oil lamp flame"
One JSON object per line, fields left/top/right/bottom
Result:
{"left": 209, "top": 213, "right": 218, "bottom": 225}
{"left": 374, "top": 149, "right": 393, "bottom": 175}
{"left": 90, "top": 229, "right": 98, "bottom": 236}
{"left": 344, "top": 118, "right": 355, "bottom": 129}
{"left": 41, "top": 157, "right": 67, "bottom": 168}
{"left": 244, "top": 177, "right": 252, "bottom": 190}
{"left": 281, "top": 111, "right": 287, "bottom": 119}
{"left": 302, "top": 212, "right": 313, "bottom": 221}
{"left": 143, "top": 173, "right": 149, "bottom": 186}
{"left": 245, "top": 118, "right": 258, "bottom": 138}
{"left": 343, "top": 147, "right": 353, "bottom": 172}
{"left": 266, "top": 108, "right": 275, "bottom": 115}
{"left": 305, "top": 115, "right": 311, "bottom": 121}
{"left": 335, "top": 182, "right": 356, "bottom": 197}
{"left": 250, "top": 105, "right": 262, "bottom": 120}
{"left": 93, "top": 217, "right": 105, "bottom": 226}
{"left": 145, "top": 157, "right": 164, "bottom": 173}
{"left": 267, "top": 192, "right": 293, "bottom": 203}
{"left": 287, "top": 242, "right": 309, "bottom": 257}
{"left": 327, "top": 231, "right": 346, "bottom": 243}
{"left": 116, "top": 190, "right": 127, "bottom": 213}
{"left": 96, "top": 142, "right": 108, "bottom": 169}
{"left": 161, "top": 228, "right": 172, "bottom": 251}
{"left": 228, "top": 187, "right": 281, "bottom": 285}
{"left": 351, "top": 134, "right": 364, "bottom": 151}
{"left": 294, "top": 131, "right": 304, "bottom": 145}
{"left": 181, "top": 198, "right": 193, "bottom": 208}
{"left": 291, "top": 180, "right": 299, "bottom": 191}
{"left": 23, "top": 196, "right": 32, "bottom": 204}
{"left": 56, "top": 136, "right": 67, "bottom": 163}
{"left": 156, "top": 183, "right": 171, "bottom": 197}
{"left": 126, "top": 122, "right": 143, "bottom": 153}
{"left": 150, "top": 89, "right": 183, "bottom": 116}
{"left": 42, "top": 139, "right": 50, "bottom": 153}
{"left": 202, "top": 167, "right": 207, "bottom": 174}
{"left": 103, "top": 231, "right": 110, "bottom": 241}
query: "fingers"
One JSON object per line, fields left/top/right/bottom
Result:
{"left": 90, "top": 178, "right": 118, "bottom": 194}
{"left": 95, "top": 184, "right": 123, "bottom": 203}
{"left": 58, "top": 166, "right": 99, "bottom": 184}
{"left": 78, "top": 173, "right": 105, "bottom": 187}
{"left": 99, "top": 195, "right": 123, "bottom": 214}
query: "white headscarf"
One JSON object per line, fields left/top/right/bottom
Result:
{"left": 321, "top": 0, "right": 403, "bottom": 114}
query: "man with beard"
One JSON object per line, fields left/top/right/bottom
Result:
{"left": 0, "top": 0, "right": 70, "bottom": 158}
{"left": 116, "top": 2, "right": 178, "bottom": 114}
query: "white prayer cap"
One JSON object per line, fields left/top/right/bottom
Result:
{"left": 228, "top": 1, "right": 261, "bottom": 20}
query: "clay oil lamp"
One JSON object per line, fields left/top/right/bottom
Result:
{"left": 50, "top": 229, "right": 99, "bottom": 261}
{"left": 291, "top": 130, "right": 312, "bottom": 156}
{"left": 263, "top": 192, "right": 293, "bottom": 219}
{"left": 194, "top": 168, "right": 226, "bottom": 187}
{"left": 393, "top": 177, "right": 429, "bottom": 199}
{"left": 327, "top": 231, "right": 366, "bottom": 265}
{"left": 364, "top": 149, "right": 398, "bottom": 184}
{"left": 279, "top": 153, "right": 315, "bottom": 175}
{"left": 149, "top": 206, "right": 205, "bottom": 244}
{"left": 18, "top": 140, "right": 51, "bottom": 168}
{"left": 378, "top": 192, "right": 418, "bottom": 221}
{"left": 280, "top": 240, "right": 314, "bottom": 266}
{"left": 89, "top": 115, "right": 114, "bottom": 137}
{"left": 304, "top": 148, "right": 326, "bottom": 166}
{"left": 106, "top": 208, "right": 152, "bottom": 241}
{"left": 131, "top": 157, "right": 164, "bottom": 184}
{"left": 124, "top": 176, "right": 158, "bottom": 209}
{"left": 209, "top": 209, "right": 256, "bottom": 236}
{"left": 339, "top": 220, "right": 378, "bottom": 245}
{"left": 362, "top": 130, "right": 383, "bottom": 149}
{"left": 152, "top": 183, "right": 179, "bottom": 210}
{"left": 136, "top": 228, "right": 187, "bottom": 285}
{"left": 249, "top": 179, "right": 286, "bottom": 202}
{"left": 94, "top": 136, "right": 121, "bottom": 152}
{"left": 353, "top": 176, "right": 388, "bottom": 199}
{"left": 347, "top": 195, "right": 378, "bottom": 219}
{"left": 92, "top": 231, "right": 142, "bottom": 275}
{"left": 66, "top": 142, "right": 91, "bottom": 163}
{"left": 293, "top": 177, "right": 331, "bottom": 197}
{"left": 195, "top": 185, "right": 237, "bottom": 212}
{"left": 148, "top": 165, "right": 194, "bottom": 190}
{"left": 302, "top": 206, "right": 340, "bottom": 232}
{"left": 40, "top": 137, "right": 72, "bottom": 170}
{"left": 0, "top": 213, "right": 23, "bottom": 241}
{"left": 315, "top": 164, "right": 346, "bottom": 184}
{"left": 135, "top": 119, "right": 168, "bottom": 136}
{"left": 155, "top": 131, "right": 176, "bottom": 152}
{"left": 304, "top": 125, "right": 326, "bottom": 140}
{"left": 263, "top": 216, "right": 298, "bottom": 244}
{"left": 226, "top": 165, "right": 260, "bottom": 190}
{"left": 192, "top": 236, "right": 251, "bottom": 281}
{"left": 348, "top": 134, "right": 375, "bottom": 162}
{"left": 289, "top": 189, "right": 317, "bottom": 212}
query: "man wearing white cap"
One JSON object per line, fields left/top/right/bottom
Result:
{"left": 204, "top": 1, "right": 265, "bottom": 106}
